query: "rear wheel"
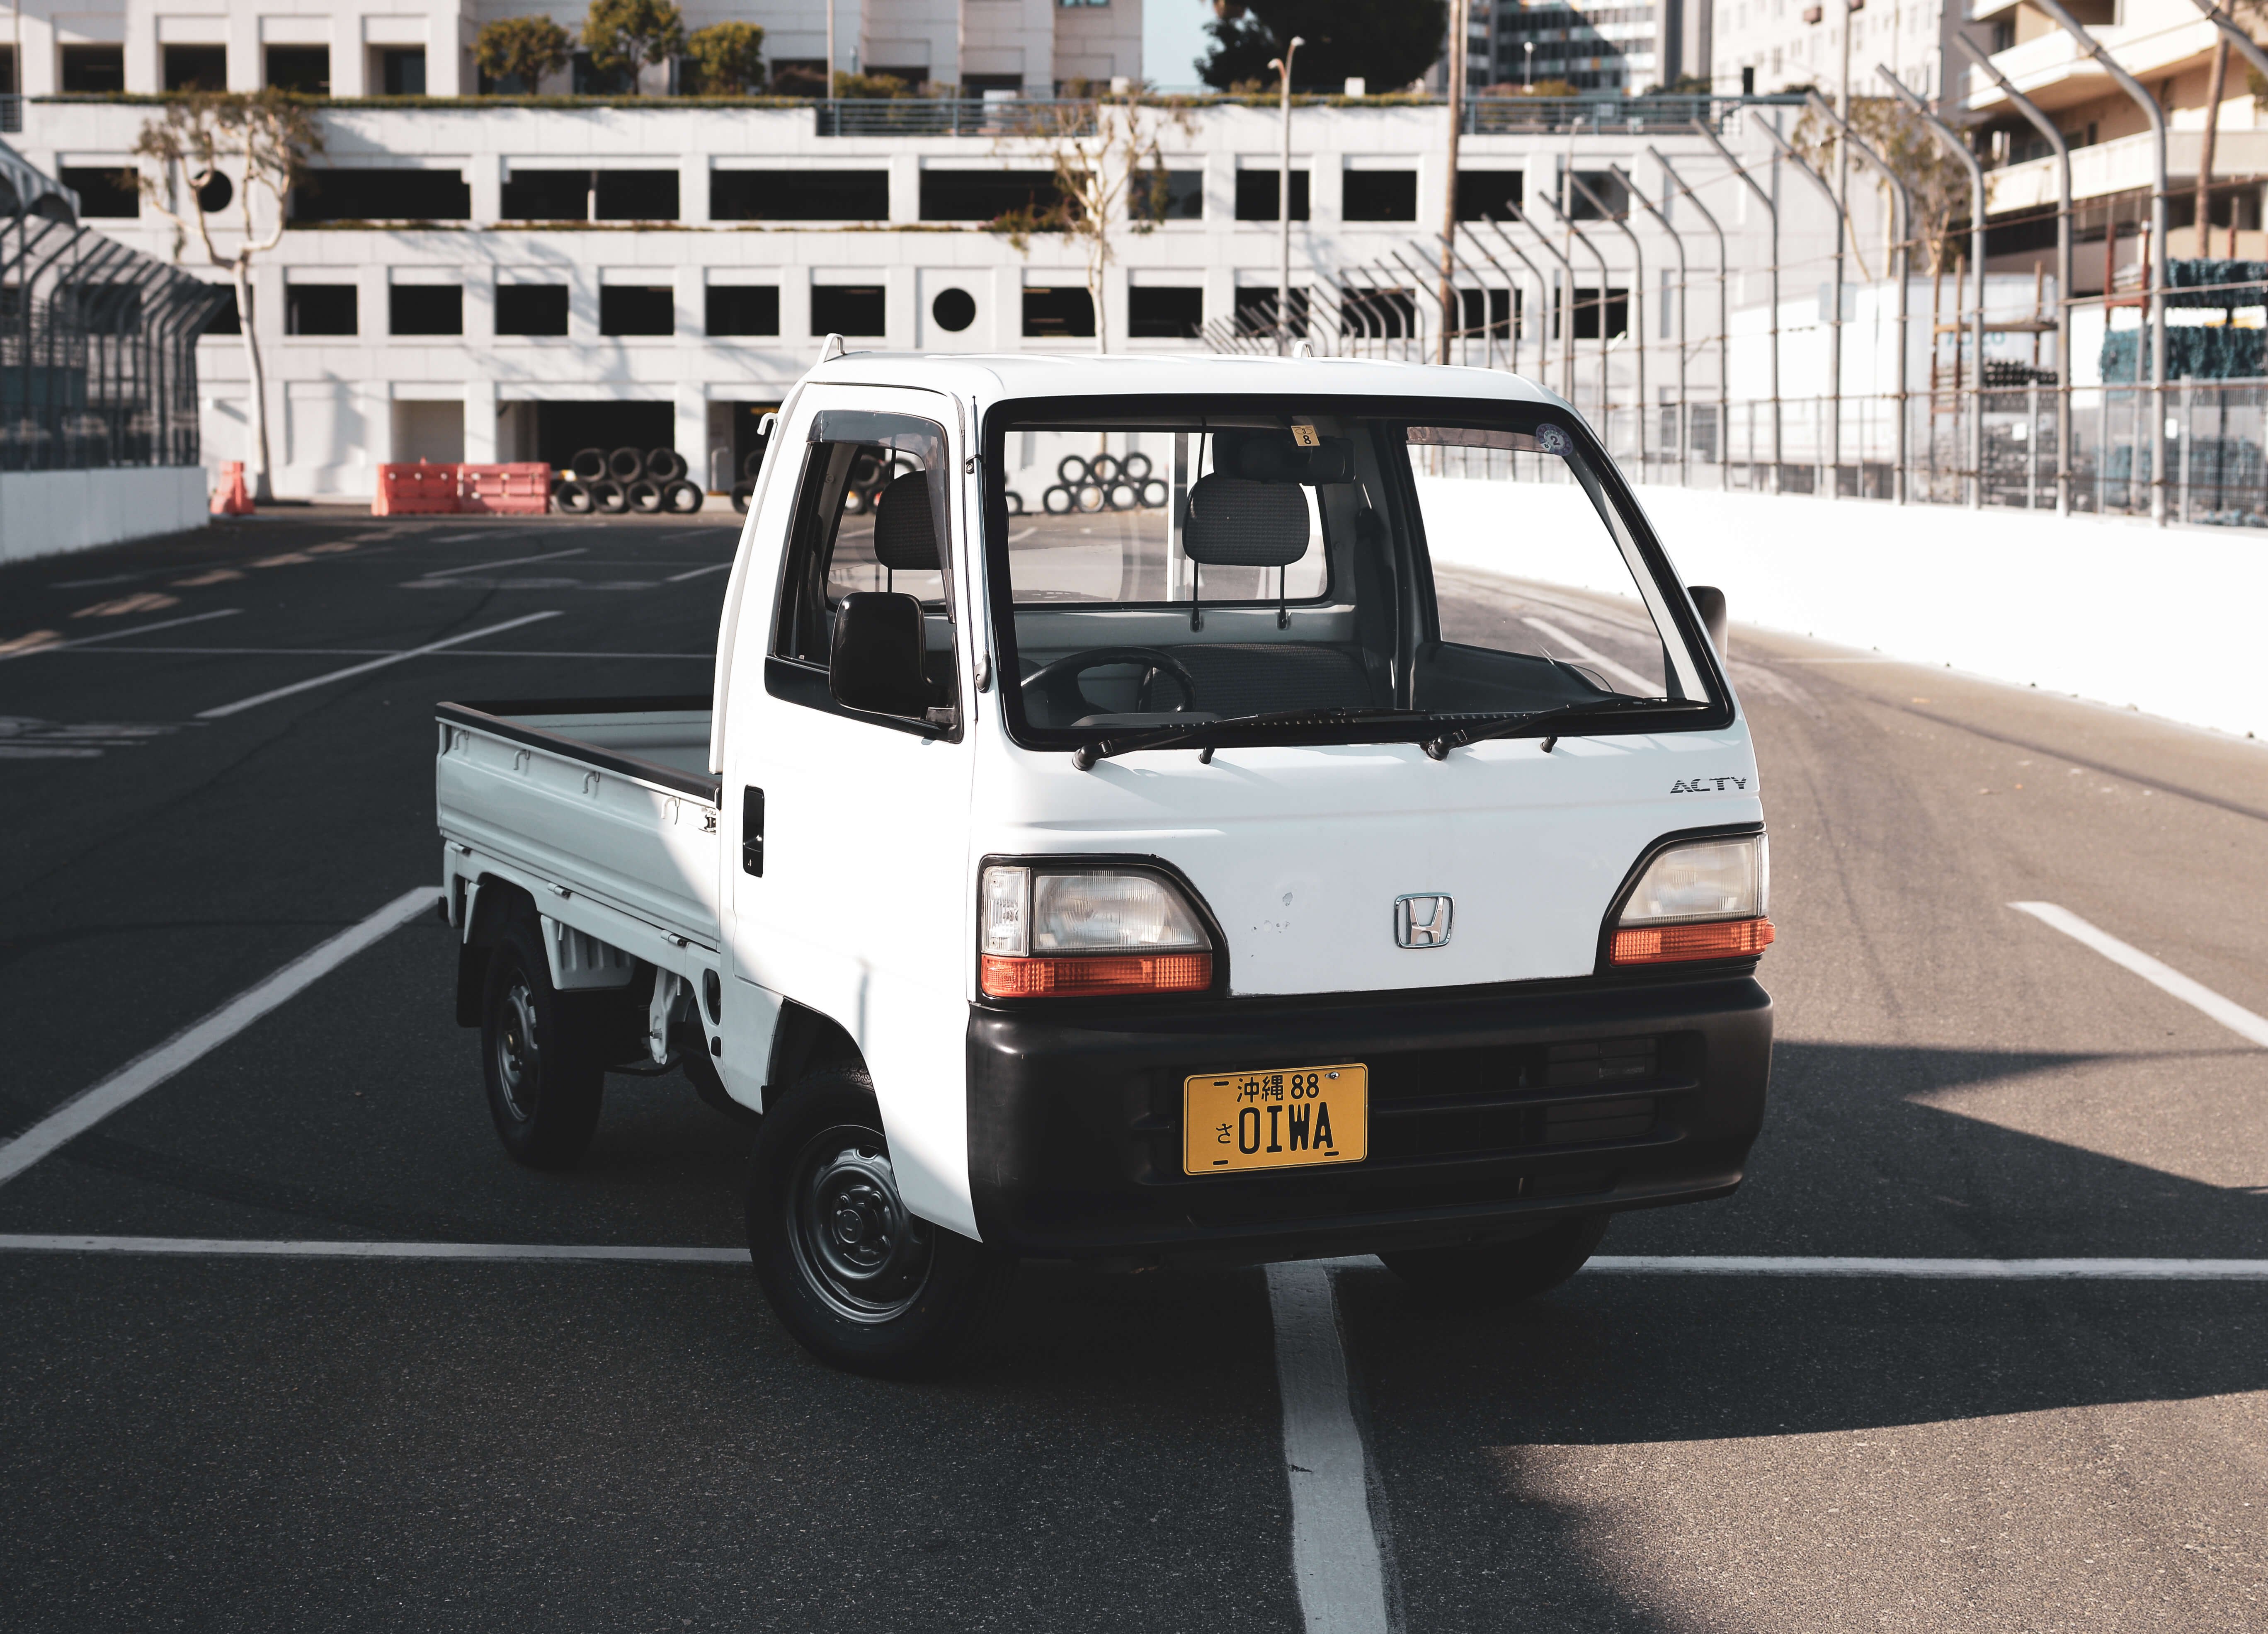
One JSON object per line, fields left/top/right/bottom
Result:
{"left": 479, "top": 917, "right": 604, "bottom": 1169}
{"left": 747, "top": 1065, "right": 1010, "bottom": 1377}
{"left": 1379, "top": 1215, "right": 1609, "bottom": 1306}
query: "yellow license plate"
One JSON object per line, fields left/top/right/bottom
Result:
{"left": 1183, "top": 1064, "right": 1368, "bottom": 1175}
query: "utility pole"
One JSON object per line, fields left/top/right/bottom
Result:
{"left": 1438, "top": 0, "right": 1466, "bottom": 364}
{"left": 1271, "top": 35, "right": 1304, "bottom": 354}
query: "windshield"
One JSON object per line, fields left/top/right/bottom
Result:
{"left": 985, "top": 399, "right": 1720, "bottom": 749}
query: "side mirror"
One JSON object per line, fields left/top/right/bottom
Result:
{"left": 1689, "top": 585, "right": 1727, "bottom": 658}
{"left": 829, "top": 592, "right": 931, "bottom": 718}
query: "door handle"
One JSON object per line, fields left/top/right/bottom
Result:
{"left": 742, "top": 785, "right": 764, "bottom": 877}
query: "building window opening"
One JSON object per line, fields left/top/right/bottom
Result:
{"left": 1234, "top": 169, "right": 1309, "bottom": 222}
{"left": 390, "top": 284, "right": 463, "bottom": 335}
{"left": 812, "top": 284, "right": 887, "bottom": 336}
{"left": 1022, "top": 286, "right": 1095, "bottom": 338}
{"left": 496, "top": 284, "right": 570, "bottom": 336}
{"left": 1128, "top": 286, "right": 1202, "bottom": 339}
{"left": 600, "top": 285, "right": 675, "bottom": 336}
{"left": 163, "top": 45, "right": 228, "bottom": 92}
{"left": 266, "top": 46, "right": 331, "bottom": 95}
{"left": 380, "top": 48, "right": 427, "bottom": 95}
{"left": 286, "top": 284, "right": 357, "bottom": 336}
{"left": 61, "top": 45, "right": 126, "bottom": 94}
{"left": 708, "top": 285, "right": 781, "bottom": 337}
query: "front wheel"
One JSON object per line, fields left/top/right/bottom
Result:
{"left": 1379, "top": 1215, "right": 1610, "bottom": 1306}
{"left": 747, "top": 1066, "right": 1010, "bottom": 1377}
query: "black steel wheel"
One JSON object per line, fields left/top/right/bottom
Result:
{"left": 1379, "top": 1215, "right": 1611, "bottom": 1306}
{"left": 747, "top": 1064, "right": 1011, "bottom": 1377}
{"left": 479, "top": 916, "right": 604, "bottom": 1169}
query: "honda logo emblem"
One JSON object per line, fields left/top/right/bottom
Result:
{"left": 1393, "top": 894, "right": 1453, "bottom": 949}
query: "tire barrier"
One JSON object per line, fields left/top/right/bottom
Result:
{"left": 588, "top": 478, "right": 627, "bottom": 514}
{"left": 1004, "top": 489, "right": 1026, "bottom": 515}
{"left": 646, "top": 446, "right": 687, "bottom": 484}
{"left": 555, "top": 479, "right": 594, "bottom": 514}
{"left": 606, "top": 446, "right": 645, "bottom": 483}
{"left": 731, "top": 481, "right": 754, "bottom": 514}
{"left": 569, "top": 447, "right": 606, "bottom": 481}
{"left": 665, "top": 479, "right": 704, "bottom": 514}
{"left": 626, "top": 478, "right": 665, "bottom": 514}
{"left": 744, "top": 450, "right": 766, "bottom": 479}
{"left": 1033, "top": 453, "right": 1170, "bottom": 516}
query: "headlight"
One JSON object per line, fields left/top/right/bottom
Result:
{"left": 1610, "top": 833, "right": 1774, "bottom": 965}
{"left": 980, "top": 864, "right": 1213, "bottom": 997}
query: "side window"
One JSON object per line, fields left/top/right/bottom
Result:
{"left": 771, "top": 409, "right": 958, "bottom": 721}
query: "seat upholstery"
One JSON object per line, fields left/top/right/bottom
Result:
{"left": 873, "top": 471, "right": 940, "bottom": 572}
{"left": 1181, "top": 474, "right": 1310, "bottom": 567}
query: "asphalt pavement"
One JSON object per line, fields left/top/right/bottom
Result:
{"left": 2, "top": 509, "right": 2264, "bottom": 1631}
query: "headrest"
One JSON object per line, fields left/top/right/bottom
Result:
{"left": 872, "top": 470, "right": 939, "bottom": 572}
{"left": 1183, "top": 474, "right": 1311, "bottom": 567}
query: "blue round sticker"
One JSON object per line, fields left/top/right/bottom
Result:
{"left": 1535, "top": 423, "right": 1572, "bottom": 456}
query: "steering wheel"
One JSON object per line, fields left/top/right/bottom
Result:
{"left": 1021, "top": 646, "right": 1199, "bottom": 724}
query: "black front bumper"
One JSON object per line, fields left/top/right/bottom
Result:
{"left": 967, "top": 972, "right": 1772, "bottom": 1261}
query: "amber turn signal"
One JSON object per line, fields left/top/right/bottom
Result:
{"left": 980, "top": 952, "right": 1213, "bottom": 998}
{"left": 1610, "top": 917, "right": 1775, "bottom": 965}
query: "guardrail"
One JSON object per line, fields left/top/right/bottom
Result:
{"left": 811, "top": 93, "right": 1802, "bottom": 138}
{"left": 815, "top": 98, "right": 1096, "bottom": 137}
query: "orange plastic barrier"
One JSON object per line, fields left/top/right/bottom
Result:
{"left": 373, "top": 460, "right": 465, "bottom": 516}
{"left": 211, "top": 460, "right": 254, "bottom": 516}
{"left": 458, "top": 462, "right": 552, "bottom": 515}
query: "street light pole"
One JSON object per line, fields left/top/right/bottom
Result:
{"left": 1271, "top": 35, "right": 1305, "bottom": 356}
{"left": 1439, "top": 0, "right": 1467, "bottom": 364}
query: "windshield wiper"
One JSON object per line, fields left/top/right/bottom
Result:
{"left": 1072, "top": 707, "right": 1429, "bottom": 770}
{"left": 1421, "top": 696, "right": 1710, "bottom": 760}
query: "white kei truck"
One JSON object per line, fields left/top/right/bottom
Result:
{"left": 435, "top": 352, "right": 1773, "bottom": 1377}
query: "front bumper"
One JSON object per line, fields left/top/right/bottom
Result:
{"left": 967, "top": 973, "right": 1771, "bottom": 1261}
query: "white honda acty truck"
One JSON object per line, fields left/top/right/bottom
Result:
{"left": 435, "top": 352, "right": 1773, "bottom": 1376}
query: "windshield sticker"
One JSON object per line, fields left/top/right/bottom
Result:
{"left": 1290, "top": 423, "right": 1321, "bottom": 447}
{"left": 1534, "top": 423, "right": 1572, "bottom": 456}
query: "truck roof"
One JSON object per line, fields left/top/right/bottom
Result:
{"left": 803, "top": 350, "right": 1565, "bottom": 409}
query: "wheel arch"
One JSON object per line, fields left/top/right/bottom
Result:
{"left": 455, "top": 874, "right": 536, "bottom": 1028}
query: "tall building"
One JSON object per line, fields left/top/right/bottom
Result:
{"left": 1487, "top": 0, "right": 1666, "bottom": 94}
{"left": 1707, "top": 0, "right": 1951, "bottom": 101}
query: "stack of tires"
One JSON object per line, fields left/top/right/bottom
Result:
{"left": 1033, "top": 453, "right": 1167, "bottom": 516}
{"left": 730, "top": 448, "right": 764, "bottom": 514}
{"left": 553, "top": 446, "right": 705, "bottom": 515}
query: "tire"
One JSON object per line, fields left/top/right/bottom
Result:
{"left": 570, "top": 447, "right": 607, "bottom": 481}
{"left": 608, "top": 446, "right": 645, "bottom": 483}
{"left": 1379, "top": 1215, "right": 1610, "bottom": 1307}
{"left": 1139, "top": 478, "right": 1168, "bottom": 509}
{"left": 1042, "top": 484, "right": 1072, "bottom": 514}
{"left": 742, "top": 450, "right": 766, "bottom": 480}
{"left": 647, "top": 446, "right": 685, "bottom": 483}
{"left": 479, "top": 917, "right": 605, "bottom": 1170}
{"left": 1107, "top": 481, "right": 1138, "bottom": 511}
{"left": 747, "top": 1064, "right": 1012, "bottom": 1378}
{"left": 664, "top": 478, "right": 704, "bottom": 513}
{"left": 1121, "top": 451, "right": 1152, "bottom": 480}
{"left": 626, "top": 478, "right": 664, "bottom": 514}
{"left": 553, "top": 479, "right": 592, "bottom": 514}
{"left": 1004, "top": 489, "right": 1025, "bottom": 515}
{"left": 1087, "top": 453, "right": 1119, "bottom": 484}
{"left": 731, "top": 481, "right": 754, "bottom": 514}
{"left": 1056, "top": 455, "right": 1089, "bottom": 485}
{"left": 588, "top": 478, "right": 626, "bottom": 514}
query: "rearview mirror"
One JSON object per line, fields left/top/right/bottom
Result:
{"left": 1689, "top": 585, "right": 1727, "bottom": 657}
{"left": 830, "top": 592, "right": 931, "bottom": 718}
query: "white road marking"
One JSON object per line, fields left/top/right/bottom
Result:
{"left": 195, "top": 611, "right": 561, "bottom": 718}
{"left": 0, "top": 1234, "right": 745, "bottom": 1263}
{"left": 0, "top": 608, "right": 243, "bottom": 663}
{"left": 410, "top": 548, "right": 585, "bottom": 579}
{"left": 1521, "top": 616, "right": 1659, "bottom": 695}
{"left": 0, "top": 886, "right": 437, "bottom": 1190}
{"left": 664, "top": 561, "right": 733, "bottom": 582}
{"left": 1266, "top": 1262, "right": 1391, "bottom": 1634}
{"left": 2011, "top": 901, "right": 2268, "bottom": 1049}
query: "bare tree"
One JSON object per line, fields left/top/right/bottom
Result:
{"left": 990, "top": 91, "right": 1197, "bottom": 353}
{"left": 134, "top": 91, "right": 321, "bottom": 503}
{"left": 1795, "top": 95, "right": 1970, "bottom": 276}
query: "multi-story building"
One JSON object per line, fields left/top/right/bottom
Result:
{"left": 1707, "top": 0, "right": 1957, "bottom": 101}
{"left": 1485, "top": 0, "right": 1666, "bottom": 94}
{"left": 0, "top": 0, "right": 1142, "bottom": 99}
{"left": 1970, "top": 0, "right": 2268, "bottom": 288}
{"left": 2, "top": 0, "right": 1829, "bottom": 500}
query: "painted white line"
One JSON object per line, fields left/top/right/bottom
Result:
{"left": 53, "top": 647, "right": 711, "bottom": 660}
{"left": 411, "top": 548, "right": 586, "bottom": 579}
{"left": 664, "top": 561, "right": 733, "bottom": 582}
{"left": 2011, "top": 901, "right": 2268, "bottom": 1049}
{"left": 195, "top": 611, "right": 561, "bottom": 718}
{"left": 0, "top": 1234, "right": 745, "bottom": 1263}
{"left": 1584, "top": 1256, "right": 2268, "bottom": 1279}
{"left": 1266, "top": 1262, "right": 1391, "bottom": 1634}
{"left": 1522, "top": 616, "right": 1659, "bottom": 695}
{"left": 0, "top": 886, "right": 437, "bottom": 1190}
{"left": 0, "top": 608, "right": 243, "bottom": 662}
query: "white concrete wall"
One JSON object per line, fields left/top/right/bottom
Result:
{"left": 1419, "top": 472, "right": 2268, "bottom": 741}
{"left": 0, "top": 467, "right": 210, "bottom": 563}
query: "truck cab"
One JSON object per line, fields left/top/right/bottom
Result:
{"left": 437, "top": 354, "right": 1772, "bottom": 1376}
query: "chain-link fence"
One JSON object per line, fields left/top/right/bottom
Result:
{"left": 4, "top": 142, "right": 232, "bottom": 474}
